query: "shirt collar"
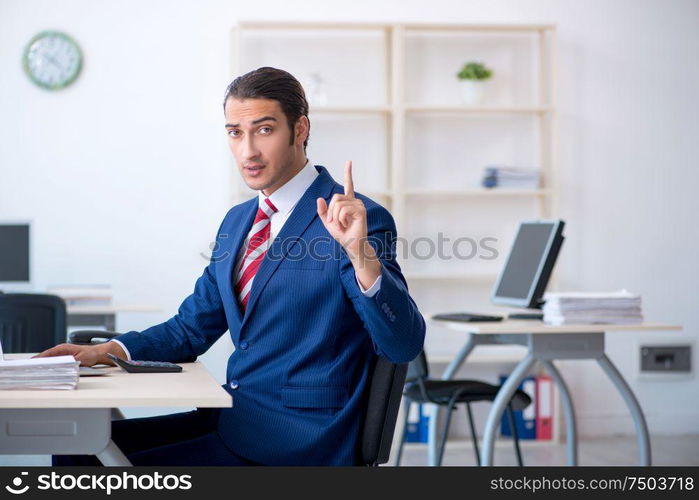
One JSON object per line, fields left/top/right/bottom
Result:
{"left": 258, "top": 159, "right": 319, "bottom": 216}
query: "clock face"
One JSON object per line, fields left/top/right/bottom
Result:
{"left": 23, "top": 31, "right": 82, "bottom": 90}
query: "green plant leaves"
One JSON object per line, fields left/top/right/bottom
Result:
{"left": 456, "top": 61, "right": 493, "bottom": 80}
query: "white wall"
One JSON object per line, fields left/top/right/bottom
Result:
{"left": 1, "top": 0, "right": 697, "bottom": 435}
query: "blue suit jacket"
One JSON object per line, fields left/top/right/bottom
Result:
{"left": 116, "top": 165, "right": 426, "bottom": 465}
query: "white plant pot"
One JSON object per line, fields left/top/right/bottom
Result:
{"left": 459, "top": 80, "right": 486, "bottom": 106}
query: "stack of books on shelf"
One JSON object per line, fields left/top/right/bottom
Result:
{"left": 542, "top": 290, "right": 643, "bottom": 325}
{"left": 47, "top": 284, "right": 113, "bottom": 307}
{"left": 482, "top": 165, "right": 540, "bottom": 189}
{"left": 0, "top": 356, "right": 79, "bottom": 390}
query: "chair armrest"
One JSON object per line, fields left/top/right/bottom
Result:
{"left": 69, "top": 330, "right": 121, "bottom": 345}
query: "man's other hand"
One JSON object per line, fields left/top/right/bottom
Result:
{"left": 32, "top": 341, "right": 127, "bottom": 367}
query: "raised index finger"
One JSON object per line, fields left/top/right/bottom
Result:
{"left": 344, "top": 160, "right": 354, "bottom": 198}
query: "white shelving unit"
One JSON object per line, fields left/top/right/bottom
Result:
{"left": 231, "top": 19, "right": 558, "bottom": 349}
{"left": 231, "top": 22, "right": 561, "bottom": 444}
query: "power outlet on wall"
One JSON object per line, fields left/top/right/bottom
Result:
{"left": 640, "top": 345, "right": 692, "bottom": 374}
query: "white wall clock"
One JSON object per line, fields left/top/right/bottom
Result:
{"left": 23, "top": 30, "right": 83, "bottom": 90}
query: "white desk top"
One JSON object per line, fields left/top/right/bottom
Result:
{"left": 0, "top": 354, "right": 232, "bottom": 409}
{"left": 429, "top": 316, "right": 682, "bottom": 335}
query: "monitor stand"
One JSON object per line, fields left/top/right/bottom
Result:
{"left": 506, "top": 299, "right": 545, "bottom": 320}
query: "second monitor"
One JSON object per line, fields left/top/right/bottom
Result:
{"left": 432, "top": 219, "right": 565, "bottom": 322}
{"left": 491, "top": 219, "right": 565, "bottom": 310}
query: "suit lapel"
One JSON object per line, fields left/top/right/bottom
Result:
{"left": 222, "top": 198, "right": 258, "bottom": 326}
{"left": 241, "top": 165, "right": 336, "bottom": 327}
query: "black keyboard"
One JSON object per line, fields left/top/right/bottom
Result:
{"left": 431, "top": 312, "right": 504, "bottom": 322}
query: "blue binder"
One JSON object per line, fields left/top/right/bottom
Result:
{"left": 499, "top": 375, "right": 537, "bottom": 439}
{"left": 405, "top": 403, "right": 430, "bottom": 442}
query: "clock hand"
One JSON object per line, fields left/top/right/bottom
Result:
{"left": 46, "top": 54, "right": 60, "bottom": 68}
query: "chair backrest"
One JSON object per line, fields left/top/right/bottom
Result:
{"left": 359, "top": 355, "right": 408, "bottom": 466}
{"left": 0, "top": 293, "right": 66, "bottom": 353}
{"left": 405, "top": 349, "right": 429, "bottom": 383}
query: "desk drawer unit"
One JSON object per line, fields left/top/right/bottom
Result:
{"left": 0, "top": 408, "right": 111, "bottom": 454}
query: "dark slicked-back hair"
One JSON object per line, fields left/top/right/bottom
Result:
{"left": 223, "top": 67, "right": 310, "bottom": 151}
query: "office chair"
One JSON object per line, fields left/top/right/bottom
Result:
{"left": 359, "top": 355, "right": 409, "bottom": 466}
{"left": 0, "top": 292, "right": 120, "bottom": 353}
{"left": 395, "top": 350, "right": 531, "bottom": 466}
{"left": 0, "top": 293, "right": 67, "bottom": 353}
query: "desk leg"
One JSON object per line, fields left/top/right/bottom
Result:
{"left": 597, "top": 354, "right": 652, "bottom": 466}
{"left": 481, "top": 354, "right": 537, "bottom": 466}
{"left": 541, "top": 360, "right": 578, "bottom": 466}
{"left": 427, "top": 334, "right": 478, "bottom": 466}
{"left": 96, "top": 440, "right": 132, "bottom": 466}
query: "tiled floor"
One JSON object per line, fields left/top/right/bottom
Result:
{"left": 395, "top": 434, "right": 699, "bottom": 466}
{"left": 1, "top": 435, "right": 697, "bottom": 466}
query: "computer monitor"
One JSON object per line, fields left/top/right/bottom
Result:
{"left": 491, "top": 220, "right": 565, "bottom": 309}
{"left": 0, "top": 224, "right": 31, "bottom": 284}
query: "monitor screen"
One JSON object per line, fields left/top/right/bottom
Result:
{"left": 0, "top": 224, "right": 30, "bottom": 282}
{"left": 491, "top": 220, "right": 563, "bottom": 308}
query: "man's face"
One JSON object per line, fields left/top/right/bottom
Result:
{"left": 224, "top": 97, "right": 305, "bottom": 196}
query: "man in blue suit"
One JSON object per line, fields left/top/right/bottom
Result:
{"left": 38, "top": 67, "right": 426, "bottom": 466}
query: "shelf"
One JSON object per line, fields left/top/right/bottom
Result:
{"left": 405, "top": 105, "right": 552, "bottom": 114}
{"left": 310, "top": 105, "right": 391, "bottom": 114}
{"left": 236, "top": 189, "right": 392, "bottom": 199}
{"left": 403, "top": 23, "right": 556, "bottom": 32}
{"left": 404, "top": 272, "right": 497, "bottom": 281}
{"left": 233, "top": 21, "right": 558, "bottom": 359}
{"left": 238, "top": 21, "right": 394, "bottom": 31}
{"left": 238, "top": 22, "right": 555, "bottom": 33}
{"left": 404, "top": 189, "right": 549, "bottom": 198}
{"left": 308, "top": 105, "right": 553, "bottom": 114}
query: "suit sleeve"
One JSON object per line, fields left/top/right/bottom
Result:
{"left": 339, "top": 203, "right": 426, "bottom": 363}
{"left": 114, "top": 230, "right": 230, "bottom": 363}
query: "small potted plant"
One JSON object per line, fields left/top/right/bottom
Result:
{"left": 456, "top": 61, "right": 493, "bottom": 105}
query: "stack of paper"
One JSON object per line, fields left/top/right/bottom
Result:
{"left": 482, "top": 165, "right": 540, "bottom": 190}
{"left": 543, "top": 290, "right": 643, "bottom": 325}
{"left": 47, "top": 284, "right": 113, "bottom": 307}
{"left": 0, "top": 355, "right": 80, "bottom": 390}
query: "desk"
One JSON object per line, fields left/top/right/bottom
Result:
{"left": 427, "top": 319, "right": 682, "bottom": 466}
{"left": 0, "top": 354, "right": 232, "bottom": 466}
{"left": 67, "top": 305, "right": 160, "bottom": 331}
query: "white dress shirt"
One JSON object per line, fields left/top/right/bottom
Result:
{"left": 242, "top": 158, "right": 381, "bottom": 296}
{"left": 112, "top": 159, "right": 381, "bottom": 361}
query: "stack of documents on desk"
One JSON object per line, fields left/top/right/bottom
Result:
{"left": 0, "top": 356, "right": 79, "bottom": 390}
{"left": 543, "top": 290, "right": 643, "bottom": 325}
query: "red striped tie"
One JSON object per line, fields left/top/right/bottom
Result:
{"left": 234, "top": 197, "right": 278, "bottom": 311}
